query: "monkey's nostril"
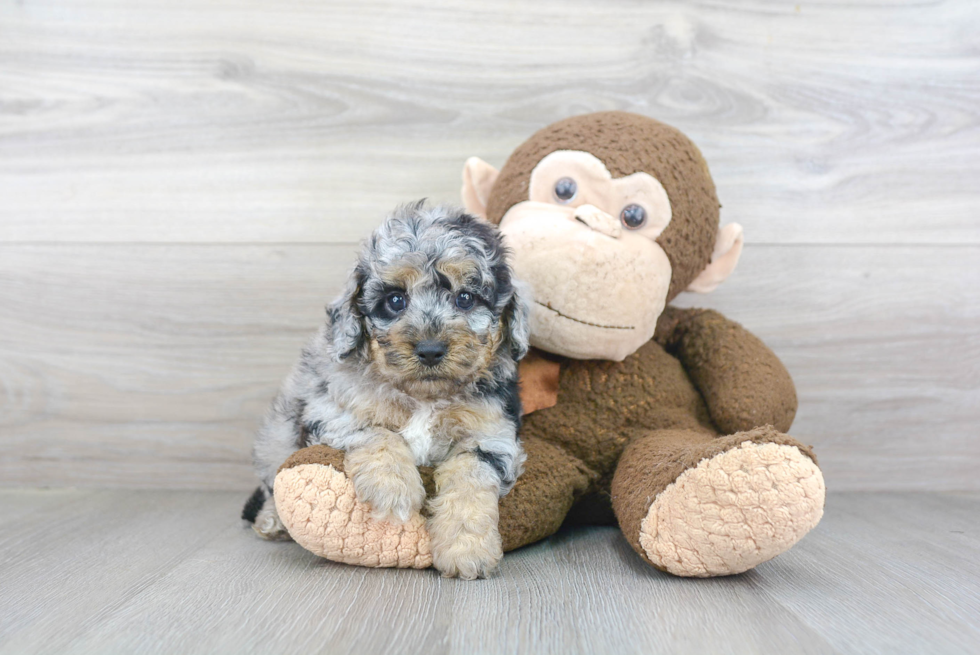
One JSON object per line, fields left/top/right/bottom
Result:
{"left": 415, "top": 340, "right": 447, "bottom": 367}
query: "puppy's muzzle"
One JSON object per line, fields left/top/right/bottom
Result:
{"left": 415, "top": 340, "right": 447, "bottom": 367}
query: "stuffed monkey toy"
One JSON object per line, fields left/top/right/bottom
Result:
{"left": 271, "top": 112, "right": 825, "bottom": 577}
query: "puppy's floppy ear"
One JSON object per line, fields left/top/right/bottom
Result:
{"left": 502, "top": 279, "right": 531, "bottom": 361}
{"left": 326, "top": 264, "right": 367, "bottom": 361}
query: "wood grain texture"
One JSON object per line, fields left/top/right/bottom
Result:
{"left": 1, "top": 243, "right": 977, "bottom": 491}
{"left": 0, "top": 243, "right": 357, "bottom": 490}
{"left": 1, "top": 0, "right": 978, "bottom": 493}
{"left": 0, "top": 490, "right": 978, "bottom": 654}
{"left": 1, "top": 0, "right": 978, "bottom": 244}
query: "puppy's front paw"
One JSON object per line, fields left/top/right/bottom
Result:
{"left": 429, "top": 519, "right": 502, "bottom": 580}
{"left": 427, "top": 493, "right": 502, "bottom": 580}
{"left": 358, "top": 473, "right": 426, "bottom": 524}
{"left": 346, "top": 447, "right": 425, "bottom": 524}
{"left": 430, "top": 529, "right": 502, "bottom": 580}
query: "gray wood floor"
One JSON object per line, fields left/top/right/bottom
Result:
{"left": 1, "top": 490, "right": 978, "bottom": 655}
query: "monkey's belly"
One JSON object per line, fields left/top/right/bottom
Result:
{"left": 521, "top": 340, "right": 715, "bottom": 476}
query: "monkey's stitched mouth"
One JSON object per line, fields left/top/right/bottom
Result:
{"left": 534, "top": 301, "right": 635, "bottom": 330}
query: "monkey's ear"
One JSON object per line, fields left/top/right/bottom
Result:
{"left": 461, "top": 157, "right": 499, "bottom": 221}
{"left": 686, "top": 223, "right": 744, "bottom": 294}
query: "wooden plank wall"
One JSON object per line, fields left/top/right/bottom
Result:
{"left": 1, "top": 0, "right": 977, "bottom": 491}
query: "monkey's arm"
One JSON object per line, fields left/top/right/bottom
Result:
{"left": 654, "top": 306, "right": 797, "bottom": 434}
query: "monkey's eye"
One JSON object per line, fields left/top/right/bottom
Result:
{"left": 621, "top": 204, "right": 647, "bottom": 229}
{"left": 455, "top": 291, "right": 475, "bottom": 311}
{"left": 553, "top": 177, "right": 578, "bottom": 203}
{"left": 386, "top": 292, "right": 407, "bottom": 313}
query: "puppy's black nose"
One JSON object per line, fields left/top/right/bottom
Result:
{"left": 415, "top": 340, "right": 447, "bottom": 367}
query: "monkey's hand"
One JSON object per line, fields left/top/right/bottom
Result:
{"left": 275, "top": 444, "right": 433, "bottom": 569}
{"left": 656, "top": 307, "right": 798, "bottom": 434}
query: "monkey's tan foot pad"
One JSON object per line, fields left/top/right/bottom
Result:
{"left": 274, "top": 462, "right": 432, "bottom": 569}
{"left": 639, "top": 441, "right": 825, "bottom": 577}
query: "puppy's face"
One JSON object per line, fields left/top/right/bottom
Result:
{"left": 366, "top": 256, "right": 501, "bottom": 395}
{"left": 329, "top": 204, "right": 529, "bottom": 398}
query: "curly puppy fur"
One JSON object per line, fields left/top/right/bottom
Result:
{"left": 244, "top": 202, "right": 530, "bottom": 579}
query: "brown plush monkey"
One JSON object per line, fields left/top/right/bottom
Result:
{"left": 273, "top": 112, "right": 825, "bottom": 577}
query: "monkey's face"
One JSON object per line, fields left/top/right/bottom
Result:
{"left": 497, "top": 150, "right": 674, "bottom": 361}
{"left": 462, "top": 112, "right": 744, "bottom": 362}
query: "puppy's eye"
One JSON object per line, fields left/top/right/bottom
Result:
{"left": 386, "top": 292, "right": 407, "bottom": 312}
{"left": 455, "top": 291, "right": 475, "bottom": 311}
{"left": 553, "top": 177, "right": 577, "bottom": 204}
{"left": 621, "top": 203, "right": 647, "bottom": 229}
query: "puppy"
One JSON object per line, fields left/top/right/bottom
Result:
{"left": 243, "top": 202, "right": 530, "bottom": 579}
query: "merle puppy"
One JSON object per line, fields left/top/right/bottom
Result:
{"left": 244, "top": 202, "right": 530, "bottom": 579}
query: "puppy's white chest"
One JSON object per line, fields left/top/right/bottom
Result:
{"left": 400, "top": 402, "right": 445, "bottom": 465}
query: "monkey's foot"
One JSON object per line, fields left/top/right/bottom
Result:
{"left": 273, "top": 446, "right": 431, "bottom": 569}
{"left": 639, "top": 440, "right": 825, "bottom": 577}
